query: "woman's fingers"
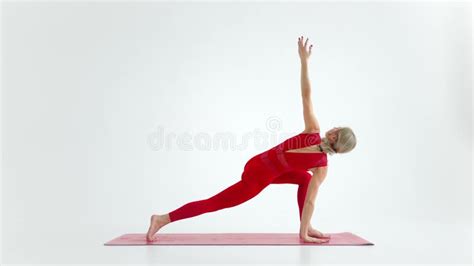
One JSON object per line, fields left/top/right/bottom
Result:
{"left": 308, "top": 228, "right": 331, "bottom": 238}
{"left": 298, "top": 36, "right": 309, "bottom": 47}
{"left": 309, "top": 231, "right": 327, "bottom": 238}
{"left": 298, "top": 36, "right": 314, "bottom": 62}
{"left": 314, "top": 229, "right": 330, "bottom": 238}
{"left": 298, "top": 36, "right": 313, "bottom": 56}
{"left": 301, "top": 233, "right": 330, "bottom": 243}
{"left": 308, "top": 236, "right": 329, "bottom": 243}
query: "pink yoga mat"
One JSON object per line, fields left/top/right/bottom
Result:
{"left": 104, "top": 232, "right": 374, "bottom": 246}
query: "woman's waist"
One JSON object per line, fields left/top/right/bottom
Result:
{"left": 243, "top": 149, "right": 289, "bottom": 173}
{"left": 259, "top": 149, "right": 291, "bottom": 173}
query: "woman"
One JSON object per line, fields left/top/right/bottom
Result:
{"left": 146, "top": 36, "right": 357, "bottom": 243}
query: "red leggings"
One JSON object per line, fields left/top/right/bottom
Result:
{"left": 168, "top": 167, "right": 312, "bottom": 223}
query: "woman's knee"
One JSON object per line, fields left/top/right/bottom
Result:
{"left": 293, "top": 170, "right": 312, "bottom": 184}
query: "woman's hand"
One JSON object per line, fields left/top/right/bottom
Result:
{"left": 299, "top": 232, "right": 330, "bottom": 244}
{"left": 298, "top": 36, "right": 314, "bottom": 63}
{"left": 308, "top": 226, "right": 331, "bottom": 239}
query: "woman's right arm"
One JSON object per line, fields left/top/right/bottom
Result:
{"left": 299, "top": 178, "right": 320, "bottom": 235}
{"left": 299, "top": 167, "right": 328, "bottom": 241}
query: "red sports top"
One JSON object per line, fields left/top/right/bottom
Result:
{"left": 247, "top": 132, "right": 328, "bottom": 176}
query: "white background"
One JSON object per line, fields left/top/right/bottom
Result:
{"left": 2, "top": 1, "right": 472, "bottom": 264}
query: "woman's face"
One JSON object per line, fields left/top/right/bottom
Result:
{"left": 325, "top": 127, "right": 341, "bottom": 144}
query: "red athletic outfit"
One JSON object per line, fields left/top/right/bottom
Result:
{"left": 168, "top": 132, "right": 328, "bottom": 222}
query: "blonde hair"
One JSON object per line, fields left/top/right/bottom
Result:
{"left": 320, "top": 127, "right": 356, "bottom": 156}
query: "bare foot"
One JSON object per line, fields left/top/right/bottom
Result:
{"left": 146, "top": 214, "right": 170, "bottom": 241}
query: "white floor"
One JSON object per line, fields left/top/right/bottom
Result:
{"left": 2, "top": 218, "right": 472, "bottom": 265}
